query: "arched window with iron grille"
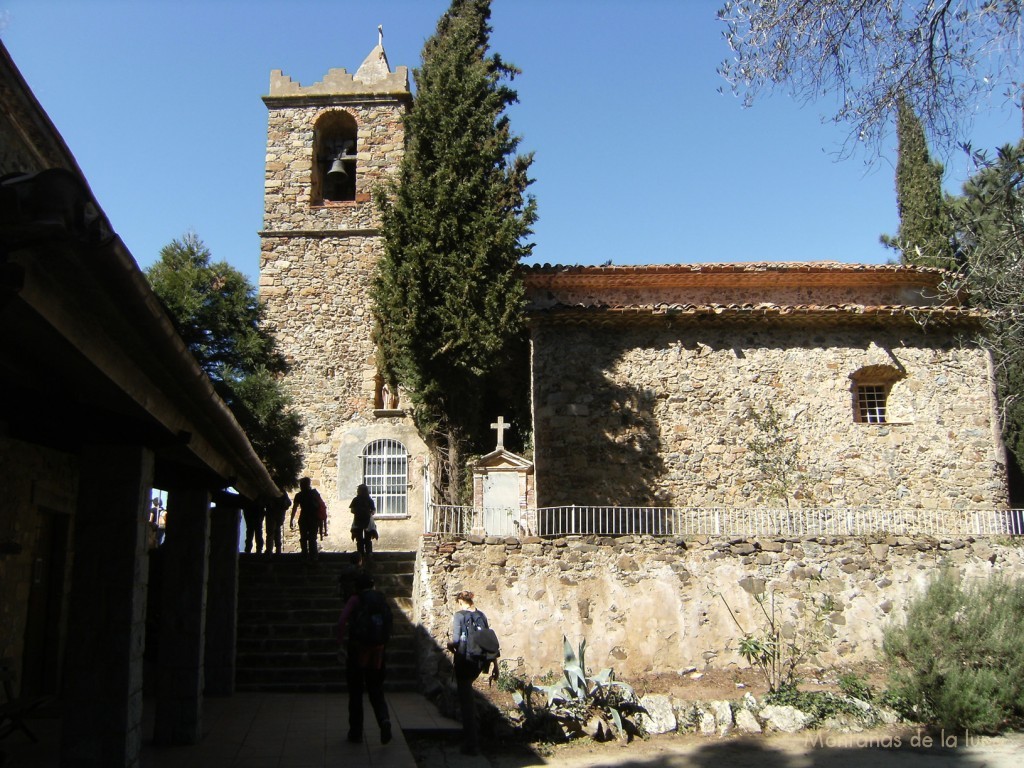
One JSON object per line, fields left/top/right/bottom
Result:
{"left": 849, "top": 364, "right": 905, "bottom": 425}
{"left": 361, "top": 439, "right": 408, "bottom": 517}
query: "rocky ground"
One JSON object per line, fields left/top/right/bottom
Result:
{"left": 410, "top": 728, "right": 1024, "bottom": 768}
{"left": 410, "top": 665, "right": 1024, "bottom": 767}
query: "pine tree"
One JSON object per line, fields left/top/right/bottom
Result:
{"left": 882, "top": 96, "right": 955, "bottom": 268}
{"left": 146, "top": 233, "right": 302, "bottom": 489}
{"left": 372, "top": 0, "right": 536, "bottom": 502}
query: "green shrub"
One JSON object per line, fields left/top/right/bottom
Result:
{"left": 837, "top": 672, "right": 874, "bottom": 702}
{"left": 765, "top": 684, "right": 863, "bottom": 726}
{"left": 718, "top": 588, "right": 827, "bottom": 693}
{"left": 883, "top": 570, "right": 1024, "bottom": 733}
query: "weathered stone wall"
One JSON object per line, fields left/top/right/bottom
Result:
{"left": 0, "top": 438, "right": 78, "bottom": 692}
{"left": 260, "top": 71, "right": 428, "bottom": 548}
{"left": 414, "top": 534, "right": 1024, "bottom": 684}
{"left": 530, "top": 320, "right": 1007, "bottom": 509}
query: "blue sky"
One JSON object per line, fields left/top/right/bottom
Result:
{"left": 2, "top": 0, "right": 1021, "bottom": 281}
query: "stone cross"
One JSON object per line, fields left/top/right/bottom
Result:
{"left": 490, "top": 416, "right": 510, "bottom": 450}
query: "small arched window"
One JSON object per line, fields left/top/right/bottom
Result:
{"left": 849, "top": 365, "right": 904, "bottom": 424}
{"left": 313, "top": 110, "right": 357, "bottom": 204}
{"left": 361, "top": 439, "right": 408, "bottom": 517}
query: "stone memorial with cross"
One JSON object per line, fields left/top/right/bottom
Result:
{"left": 472, "top": 416, "right": 534, "bottom": 535}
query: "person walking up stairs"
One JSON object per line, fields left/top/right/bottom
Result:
{"left": 236, "top": 551, "right": 417, "bottom": 692}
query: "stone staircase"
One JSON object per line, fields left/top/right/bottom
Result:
{"left": 235, "top": 551, "right": 419, "bottom": 693}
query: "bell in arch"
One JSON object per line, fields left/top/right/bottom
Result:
{"left": 326, "top": 140, "right": 355, "bottom": 182}
{"left": 323, "top": 139, "right": 356, "bottom": 201}
{"left": 327, "top": 155, "right": 349, "bottom": 180}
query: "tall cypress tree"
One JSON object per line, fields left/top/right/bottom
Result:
{"left": 882, "top": 96, "right": 955, "bottom": 268}
{"left": 372, "top": 0, "right": 536, "bottom": 501}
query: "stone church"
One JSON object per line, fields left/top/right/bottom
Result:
{"left": 259, "top": 40, "right": 1009, "bottom": 549}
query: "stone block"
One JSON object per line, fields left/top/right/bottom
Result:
{"left": 638, "top": 694, "right": 676, "bottom": 734}
{"left": 735, "top": 707, "right": 761, "bottom": 733}
{"left": 710, "top": 700, "right": 733, "bottom": 736}
{"left": 869, "top": 543, "right": 889, "bottom": 561}
{"left": 738, "top": 576, "right": 766, "bottom": 595}
{"left": 616, "top": 555, "right": 639, "bottom": 572}
{"left": 759, "top": 704, "right": 812, "bottom": 733}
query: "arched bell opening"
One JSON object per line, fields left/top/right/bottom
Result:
{"left": 312, "top": 110, "right": 358, "bottom": 203}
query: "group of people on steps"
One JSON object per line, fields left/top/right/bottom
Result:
{"left": 240, "top": 477, "right": 378, "bottom": 562}
{"left": 289, "top": 478, "right": 378, "bottom": 563}
{"left": 242, "top": 476, "right": 377, "bottom": 562}
{"left": 247, "top": 478, "right": 492, "bottom": 755}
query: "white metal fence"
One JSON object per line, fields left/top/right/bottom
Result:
{"left": 424, "top": 504, "right": 1024, "bottom": 538}
{"left": 426, "top": 505, "right": 527, "bottom": 537}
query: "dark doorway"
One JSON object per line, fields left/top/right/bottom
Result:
{"left": 21, "top": 509, "right": 70, "bottom": 697}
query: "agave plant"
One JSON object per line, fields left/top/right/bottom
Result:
{"left": 512, "top": 636, "right": 646, "bottom": 742}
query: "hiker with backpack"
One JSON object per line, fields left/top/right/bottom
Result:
{"left": 290, "top": 477, "right": 325, "bottom": 562}
{"left": 348, "top": 483, "right": 376, "bottom": 564}
{"left": 336, "top": 571, "right": 393, "bottom": 746}
{"left": 445, "top": 590, "right": 500, "bottom": 756}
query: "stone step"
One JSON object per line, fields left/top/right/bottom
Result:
{"left": 235, "top": 661, "right": 418, "bottom": 693}
{"left": 235, "top": 614, "right": 417, "bottom": 638}
{"left": 235, "top": 549, "right": 420, "bottom": 693}
{"left": 236, "top": 646, "right": 416, "bottom": 666}
{"left": 239, "top": 572, "right": 414, "bottom": 593}
{"left": 237, "top": 643, "right": 413, "bottom": 663}
{"left": 236, "top": 628, "right": 417, "bottom": 653}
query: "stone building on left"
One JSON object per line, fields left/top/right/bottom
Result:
{"left": 0, "top": 41, "right": 280, "bottom": 765}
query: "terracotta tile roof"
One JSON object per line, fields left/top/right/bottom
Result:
{"left": 523, "top": 261, "right": 944, "bottom": 273}
{"left": 521, "top": 261, "right": 948, "bottom": 289}
{"left": 526, "top": 302, "right": 987, "bottom": 328}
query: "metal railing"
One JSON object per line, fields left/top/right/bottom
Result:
{"left": 426, "top": 505, "right": 526, "bottom": 537}
{"left": 424, "top": 504, "right": 1024, "bottom": 538}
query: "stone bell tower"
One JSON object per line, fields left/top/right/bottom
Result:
{"left": 259, "top": 34, "right": 428, "bottom": 550}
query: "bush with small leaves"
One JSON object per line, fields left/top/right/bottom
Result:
{"left": 883, "top": 570, "right": 1024, "bottom": 734}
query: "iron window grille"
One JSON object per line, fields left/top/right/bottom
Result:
{"left": 855, "top": 384, "right": 888, "bottom": 424}
{"left": 361, "top": 438, "right": 409, "bottom": 517}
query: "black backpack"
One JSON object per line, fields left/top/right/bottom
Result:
{"left": 464, "top": 610, "right": 500, "bottom": 673}
{"left": 350, "top": 590, "right": 391, "bottom": 646}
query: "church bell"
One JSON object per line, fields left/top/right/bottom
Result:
{"left": 327, "top": 154, "right": 349, "bottom": 180}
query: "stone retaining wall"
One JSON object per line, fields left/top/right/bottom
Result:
{"left": 414, "top": 533, "right": 1024, "bottom": 686}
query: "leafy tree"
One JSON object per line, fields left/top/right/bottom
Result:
{"left": 146, "top": 233, "right": 302, "bottom": 489}
{"left": 881, "top": 96, "right": 956, "bottom": 267}
{"left": 746, "top": 403, "right": 801, "bottom": 508}
{"left": 946, "top": 143, "right": 1024, "bottom": 479}
{"left": 718, "top": 0, "right": 1023, "bottom": 152}
{"left": 372, "top": 0, "right": 537, "bottom": 502}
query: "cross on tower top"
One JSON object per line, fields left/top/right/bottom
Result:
{"left": 490, "top": 416, "right": 510, "bottom": 450}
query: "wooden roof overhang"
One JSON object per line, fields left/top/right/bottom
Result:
{"left": 0, "top": 42, "right": 278, "bottom": 502}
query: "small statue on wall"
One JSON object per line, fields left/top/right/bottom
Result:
{"left": 374, "top": 373, "right": 400, "bottom": 410}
